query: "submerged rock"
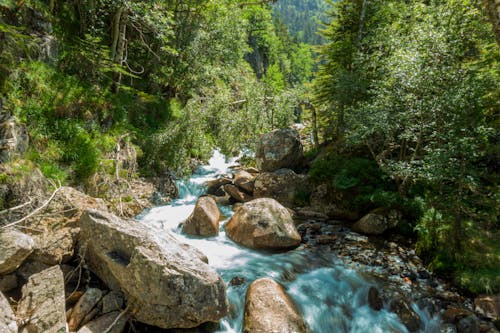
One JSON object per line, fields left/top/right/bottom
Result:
{"left": 0, "top": 229, "right": 34, "bottom": 275}
{"left": 389, "top": 296, "right": 422, "bottom": 332}
{"left": 79, "top": 209, "right": 228, "bottom": 329}
{"left": 17, "top": 265, "right": 67, "bottom": 333}
{"left": 243, "top": 278, "right": 307, "bottom": 333}
{"left": 225, "top": 198, "right": 301, "bottom": 250}
{"left": 256, "top": 129, "right": 304, "bottom": 172}
{"left": 182, "top": 196, "right": 221, "bottom": 237}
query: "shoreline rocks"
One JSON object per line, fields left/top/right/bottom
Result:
{"left": 243, "top": 278, "right": 308, "bottom": 333}
{"left": 0, "top": 229, "right": 34, "bottom": 275}
{"left": 79, "top": 209, "right": 228, "bottom": 328}
{"left": 182, "top": 196, "right": 221, "bottom": 237}
{"left": 0, "top": 291, "right": 17, "bottom": 333}
{"left": 256, "top": 128, "right": 304, "bottom": 172}
{"left": 225, "top": 198, "right": 301, "bottom": 250}
{"left": 17, "top": 265, "right": 67, "bottom": 333}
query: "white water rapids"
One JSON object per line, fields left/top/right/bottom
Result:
{"left": 138, "top": 151, "right": 440, "bottom": 333}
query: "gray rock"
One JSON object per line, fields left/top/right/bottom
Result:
{"left": 77, "top": 311, "right": 128, "bottom": 333}
{"left": 0, "top": 116, "right": 29, "bottom": 162}
{"left": 256, "top": 129, "right": 304, "bottom": 172}
{"left": 0, "top": 229, "right": 34, "bottom": 275}
{"left": 352, "top": 209, "right": 402, "bottom": 235}
{"left": 224, "top": 184, "right": 253, "bottom": 203}
{"left": 182, "top": 196, "right": 220, "bottom": 237}
{"left": 243, "top": 278, "right": 307, "bottom": 333}
{"left": 29, "top": 226, "right": 78, "bottom": 265}
{"left": 102, "top": 291, "right": 125, "bottom": 314}
{"left": 68, "top": 288, "right": 103, "bottom": 331}
{"left": 17, "top": 265, "right": 67, "bottom": 333}
{"left": 456, "top": 315, "right": 480, "bottom": 333}
{"left": 225, "top": 198, "right": 301, "bottom": 250}
{"left": 389, "top": 296, "right": 421, "bottom": 332}
{"left": 79, "top": 209, "right": 228, "bottom": 329}
{"left": 0, "top": 291, "right": 17, "bottom": 333}
{"left": 0, "top": 273, "right": 17, "bottom": 293}
{"left": 233, "top": 170, "right": 255, "bottom": 194}
{"left": 206, "top": 177, "right": 232, "bottom": 196}
{"left": 254, "top": 169, "right": 309, "bottom": 207}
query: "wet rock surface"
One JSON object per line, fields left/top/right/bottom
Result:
{"left": 295, "top": 217, "right": 498, "bottom": 333}
{"left": 182, "top": 196, "right": 221, "bottom": 237}
{"left": 243, "top": 278, "right": 308, "bottom": 333}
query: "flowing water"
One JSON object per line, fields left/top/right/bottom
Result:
{"left": 138, "top": 151, "right": 440, "bottom": 333}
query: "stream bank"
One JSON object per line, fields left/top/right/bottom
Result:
{"left": 0, "top": 130, "right": 498, "bottom": 333}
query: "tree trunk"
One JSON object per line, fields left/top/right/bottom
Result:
{"left": 111, "top": 7, "right": 127, "bottom": 94}
{"left": 310, "top": 103, "right": 319, "bottom": 149}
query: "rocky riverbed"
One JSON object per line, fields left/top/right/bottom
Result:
{"left": 0, "top": 129, "right": 498, "bottom": 333}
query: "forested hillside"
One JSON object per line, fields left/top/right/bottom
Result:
{"left": 0, "top": 0, "right": 312, "bottom": 181}
{"left": 311, "top": 0, "right": 499, "bottom": 294}
{"left": 0, "top": 0, "right": 499, "bottom": 320}
{"left": 273, "top": 0, "right": 330, "bottom": 44}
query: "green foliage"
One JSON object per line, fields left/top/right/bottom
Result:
{"left": 273, "top": 0, "right": 330, "bottom": 45}
{"left": 312, "top": 0, "right": 499, "bottom": 293}
{"left": 309, "top": 155, "right": 408, "bottom": 212}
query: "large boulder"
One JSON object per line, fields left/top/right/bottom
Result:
{"left": 0, "top": 291, "right": 17, "bottom": 333}
{"left": 27, "top": 186, "right": 109, "bottom": 266}
{"left": 254, "top": 169, "right": 309, "bottom": 207}
{"left": 243, "top": 278, "right": 307, "bottom": 333}
{"left": 0, "top": 229, "right": 34, "bottom": 275}
{"left": 79, "top": 209, "right": 228, "bottom": 328}
{"left": 351, "top": 209, "right": 401, "bottom": 235}
{"left": 16, "top": 265, "right": 67, "bottom": 333}
{"left": 182, "top": 196, "right": 221, "bottom": 237}
{"left": 256, "top": 129, "right": 304, "bottom": 172}
{"left": 225, "top": 198, "right": 301, "bottom": 250}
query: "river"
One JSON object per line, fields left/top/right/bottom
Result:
{"left": 138, "top": 151, "right": 440, "bottom": 333}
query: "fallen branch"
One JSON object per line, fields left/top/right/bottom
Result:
{"left": 103, "top": 305, "right": 130, "bottom": 333}
{"left": 1, "top": 181, "right": 61, "bottom": 229}
{"left": 0, "top": 199, "right": 33, "bottom": 215}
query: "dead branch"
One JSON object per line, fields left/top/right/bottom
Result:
{"left": 103, "top": 305, "right": 130, "bottom": 333}
{"left": 0, "top": 199, "right": 33, "bottom": 215}
{"left": 1, "top": 181, "right": 61, "bottom": 229}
